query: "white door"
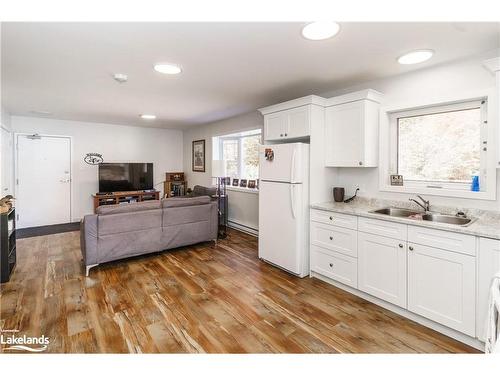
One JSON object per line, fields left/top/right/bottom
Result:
{"left": 259, "top": 143, "right": 307, "bottom": 183}
{"left": 1, "top": 127, "right": 13, "bottom": 195}
{"left": 408, "top": 242, "right": 476, "bottom": 336}
{"left": 258, "top": 180, "right": 303, "bottom": 275}
{"left": 358, "top": 232, "right": 407, "bottom": 308}
{"left": 264, "top": 112, "right": 286, "bottom": 141}
{"left": 16, "top": 135, "right": 71, "bottom": 228}
{"left": 286, "top": 106, "right": 310, "bottom": 139}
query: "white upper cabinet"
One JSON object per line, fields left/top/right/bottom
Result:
{"left": 324, "top": 90, "right": 382, "bottom": 167}
{"left": 259, "top": 96, "right": 326, "bottom": 141}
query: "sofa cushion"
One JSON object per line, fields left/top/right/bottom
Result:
{"left": 161, "top": 196, "right": 211, "bottom": 208}
{"left": 98, "top": 209, "right": 162, "bottom": 235}
{"left": 97, "top": 200, "right": 161, "bottom": 215}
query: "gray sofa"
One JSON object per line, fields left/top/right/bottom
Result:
{"left": 80, "top": 196, "right": 218, "bottom": 276}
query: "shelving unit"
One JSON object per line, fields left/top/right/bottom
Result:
{"left": 92, "top": 191, "right": 160, "bottom": 213}
{"left": 164, "top": 172, "right": 187, "bottom": 197}
{"left": 1, "top": 207, "right": 16, "bottom": 283}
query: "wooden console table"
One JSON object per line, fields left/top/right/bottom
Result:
{"left": 93, "top": 191, "right": 160, "bottom": 213}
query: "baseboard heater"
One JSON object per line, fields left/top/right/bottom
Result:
{"left": 227, "top": 220, "right": 258, "bottom": 237}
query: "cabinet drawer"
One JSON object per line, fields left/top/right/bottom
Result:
{"left": 311, "top": 222, "right": 357, "bottom": 257}
{"left": 310, "top": 209, "right": 357, "bottom": 230}
{"left": 358, "top": 217, "right": 407, "bottom": 241}
{"left": 311, "top": 245, "right": 357, "bottom": 288}
{"left": 407, "top": 226, "right": 475, "bottom": 256}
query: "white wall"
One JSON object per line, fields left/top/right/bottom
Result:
{"left": 183, "top": 111, "right": 263, "bottom": 232}
{"left": 0, "top": 106, "right": 13, "bottom": 196}
{"left": 11, "top": 116, "right": 183, "bottom": 221}
{"left": 320, "top": 53, "right": 500, "bottom": 211}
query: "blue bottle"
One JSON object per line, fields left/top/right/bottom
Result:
{"left": 471, "top": 175, "right": 480, "bottom": 192}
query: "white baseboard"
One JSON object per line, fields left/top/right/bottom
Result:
{"left": 228, "top": 220, "right": 258, "bottom": 237}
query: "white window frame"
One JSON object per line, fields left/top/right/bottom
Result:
{"left": 379, "top": 89, "right": 497, "bottom": 200}
{"left": 212, "top": 128, "right": 262, "bottom": 181}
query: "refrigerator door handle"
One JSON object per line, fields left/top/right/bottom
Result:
{"left": 290, "top": 184, "right": 296, "bottom": 219}
{"left": 290, "top": 148, "right": 297, "bottom": 183}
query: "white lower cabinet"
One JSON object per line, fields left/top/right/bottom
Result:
{"left": 407, "top": 242, "right": 476, "bottom": 336}
{"left": 310, "top": 209, "right": 482, "bottom": 344}
{"left": 358, "top": 232, "right": 407, "bottom": 308}
{"left": 476, "top": 238, "right": 500, "bottom": 341}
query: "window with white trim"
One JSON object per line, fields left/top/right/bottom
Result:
{"left": 389, "top": 99, "right": 488, "bottom": 192}
{"left": 212, "top": 129, "right": 261, "bottom": 180}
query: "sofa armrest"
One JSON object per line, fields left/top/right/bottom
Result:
{"left": 80, "top": 214, "right": 98, "bottom": 265}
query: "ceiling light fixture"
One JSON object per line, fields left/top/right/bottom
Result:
{"left": 397, "top": 50, "right": 434, "bottom": 65}
{"left": 113, "top": 73, "right": 128, "bottom": 83}
{"left": 302, "top": 21, "right": 340, "bottom": 41}
{"left": 30, "top": 110, "right": 53, "bottom": 116}
{"left": 154, "top": 63, "right": 182, "bottom": 75}
{"left": 140, "top": 114, "right": 156, "bottom": 120}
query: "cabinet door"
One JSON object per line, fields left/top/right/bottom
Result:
{"left": 408, "top": 242, "right": 475, "bottom": 336}
{"left": 264, "top": 112, "right": 286, "bottom": 141}
{"left": 325, "top": 101, "right": 365, "bottom": 167}
{"left": 477, "top": 238, "right": 500, "bottom": 341}
{"left": 358, "top": 232, "right": 407, "bottom": 308}
{"left": 286, "top": 106, "right": 310, "bottom": 139}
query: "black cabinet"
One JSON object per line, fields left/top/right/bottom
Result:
{"left": 1, "top": 207, "right": 16, "bottom": 283}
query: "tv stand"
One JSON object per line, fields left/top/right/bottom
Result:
{"left": 92, "top": 190, "right": 160, "bottom": 213}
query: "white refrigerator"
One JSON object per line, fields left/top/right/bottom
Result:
{"left": 258, "top": 143, "right": 310, "bottom": 277}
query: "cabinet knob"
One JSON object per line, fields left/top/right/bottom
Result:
{"left": 280, "top": 134, "right": 283, "bottom": 137}
{"left": 329, "top": 216, "right": 333, "bottom": 220}
{"left": 329, "top": 236, "right": 333, "bottom": 240}
{"left": 409, "top": 246, "right": 414, "bottom": 251}
{"left": 284, "top": 133, "right": 288, "bottom": 136}
{"left": 398, "top": 243, "right": 403, "bottom": 248}
{"left": 358, "top": 161, "right": 363, "bottom": 166}
{"left": 329, "top": 263, "right": 333, "bottom": 267}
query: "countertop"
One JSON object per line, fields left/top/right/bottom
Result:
{"left": 311, "top": 198, "right": 500, "bottom": 240}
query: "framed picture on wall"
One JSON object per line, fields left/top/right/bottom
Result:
{"left": 240, "top": 179, "right": 247, "bottom": 188}
{"left": 232, "top": 178, "right": 239, "bottom": 186}
{"left": 248, "top": 180, "right": 256, "bottom": 189}
{"left": 192, "top": 139, "right": 206, "bottom": 172}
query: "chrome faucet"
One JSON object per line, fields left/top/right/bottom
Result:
{"left": 409, "top": 195, "right": 430, "bottom": 213}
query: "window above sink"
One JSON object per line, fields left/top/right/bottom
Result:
{"left": 379, "top": 90, "right": 497, "bottom": 201}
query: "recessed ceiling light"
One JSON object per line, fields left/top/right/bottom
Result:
{"left": 302, "top": 21, "right": 340, "bottom": 41}
{"left": 398, "top": 50, "right": 434, "bottom": 65}
{"left": 154, "top": 63, "right": 182, "bottom": 75}
{"left": 30, "top": 110, "right": 52, "bottom": 116}
{"left": 140, "top": 114, "right": 156, "bottom": 120}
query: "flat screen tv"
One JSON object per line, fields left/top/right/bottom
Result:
{"left": 98, "top": 163, "right": 153, "bottom": 193}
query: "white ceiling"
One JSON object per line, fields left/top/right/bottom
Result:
{"left": 2, "top": 22, "right": 499, "bottom": 129}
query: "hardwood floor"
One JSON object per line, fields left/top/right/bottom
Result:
{"left": 0, "top": 229, "right": 478, "bottom": 353}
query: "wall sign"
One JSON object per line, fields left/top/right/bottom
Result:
{"left": 390, "top": 174, "right": 404, "bottom": 186}
{"left": 84, "top": 153, "right": 104, "bottom": 165}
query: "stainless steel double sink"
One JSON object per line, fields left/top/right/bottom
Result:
{"left": 370, "top": 207, "right": 474, "bottom": 226}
